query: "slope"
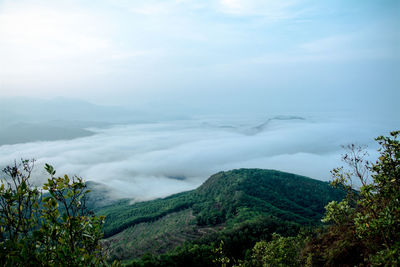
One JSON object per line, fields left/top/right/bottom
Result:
{"left": 93, "top": 169, "right": 345, "bottom": 261}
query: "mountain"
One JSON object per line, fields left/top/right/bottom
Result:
{"left": 0, "top": 97, "right": 139, "bottom": 145}
{"left": 91, "top": 169, "right": 345, "bottom": 262}
{"left": 250, "top": 115, "right": 305, "bottom": 134}
{"left": 0, "top": 122, "right": 94, "bottom": 146}
{"left": 0, "top": 97, "right": 133, "bottom": 124}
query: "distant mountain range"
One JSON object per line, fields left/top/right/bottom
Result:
{"left": 88, "top": 169, "right": 345, "bottom": 263}
{"left": 201, "top": 115, "right": 306, "bottom": 136}
{"left": 0, "top": 97, "right": 309, "bottom": 146}
{"left": 0, "top": 97, "right": 142, "bottom": 145}
{"left": 0, "top": 122, "right": 95, "bottom": 146}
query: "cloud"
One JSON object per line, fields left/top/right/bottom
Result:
{"left": 128, "top": 1, "right": 180, "bottom": 15}
{"left": 0, "top": 0, "right": 165, "bottom": 97}
{"left": 245, "top": 28, "right": 399, "bottom": 66}
{"left": 296, "top": 31, "right": 399, "bottom": 62}
{"left": 0, "top": 0, "right": 397, "bottom": 108}
{"left": 0, "top": 1, "right": 113, "bottom": 95}
{"left": 217, "top": 0, "right": 300, "bottom": 18}
{"left": 0, "top": 4, "right": 110, "bottom": 64}
{"left": 0, "top": 115, "right": 392, "bottom": 201}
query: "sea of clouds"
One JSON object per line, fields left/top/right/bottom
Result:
{"left": 0, "top": 114, "right": 395, "bottom": 201}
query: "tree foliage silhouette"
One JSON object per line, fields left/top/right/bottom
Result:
{"left": 0, "top": 160, "right": 117, "bottom": 266}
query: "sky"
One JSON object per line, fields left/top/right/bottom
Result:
{"left": 0, "top": 0, "right": 399, "bottom": 115}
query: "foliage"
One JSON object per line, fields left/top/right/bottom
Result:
{"left": 97, "top": 191, "right": 194, "bottom": 238}
{"left": 122, "top": 216, "right": 302, "bottom": 266}
{"left": 301, "top": 222, "right": 364, "bottom": 266}
{"left": 201, "top": 215, "right": 300, "bottom": 261}
{"left": 304, "top": 130, "right": 400, "bottom": 266}
{"left": 247, "top": 233, "right": 304, "bottom": 267}
{"left": 0, "top": 160, "right": 116, "bottom": 266}
{"left": 213, "top": 240, "right": 231, "bottom": 267}
{"left": 321, "top": 199, "right": 353, "bottom": 225}
{"left": 125, "top": 242, "right": 219, "bottom": 267}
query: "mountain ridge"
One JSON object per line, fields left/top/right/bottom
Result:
{"left": 90, "top": 168, "right": 345, "bottom": 261}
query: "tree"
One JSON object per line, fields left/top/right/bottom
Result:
{"left": 249, "top": 233, "right": 304, "bottom": 267}
{"left": 306, "top": 130, "right": 400, "bottom": 266}
{"left": 0, "top": 160, "right": 116, "bottom": 266}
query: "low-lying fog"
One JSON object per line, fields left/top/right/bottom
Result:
{"left": 0, "top": 114, "right": 396, "bottom": 201}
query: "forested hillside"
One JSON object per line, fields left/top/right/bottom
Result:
{"left": 92, "top": 169, "right": 345, "bottom": 264}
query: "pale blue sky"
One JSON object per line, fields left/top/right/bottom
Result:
{"left": 0, "top": 0, "right": 398, "bottom": 115}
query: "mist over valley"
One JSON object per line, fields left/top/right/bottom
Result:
{"left": 0, "top": 98, "right": 395, "bottom": 201}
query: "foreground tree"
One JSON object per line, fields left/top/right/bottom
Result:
{"left": 305, "top": 130, "right": 400, "bottom": 266}
{"left": 249, "top": 233, "right": 304, "bottom": 267}
{"left": 0, "top": 160, "right": 114, "bottom": 266}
